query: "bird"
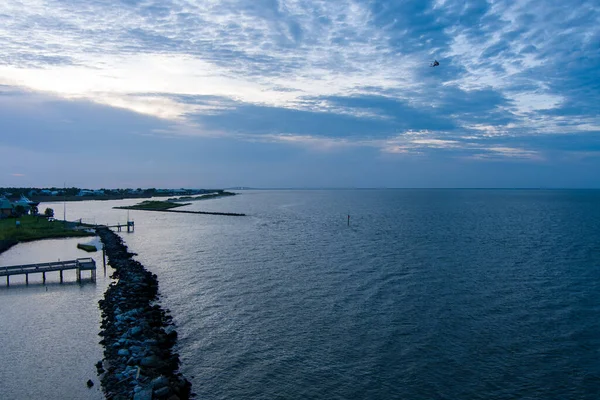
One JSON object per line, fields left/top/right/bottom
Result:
{"left": 430, "top": 60, "right": 440, "bottom": 67}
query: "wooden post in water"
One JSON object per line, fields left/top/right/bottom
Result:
{"left": 6, "top": 275, "right": 9, "bottom": 286}
{"left": 347, "top": 215, "right": 350, "bottom": 226}
{"left": 42, "top": 272, "right": 46, "bottom": 284}
{"left": 60, "top": 270, "right": 63, "bottom": 283}
{"left": 25, "top": 274, "right": 28, "bottom": 285}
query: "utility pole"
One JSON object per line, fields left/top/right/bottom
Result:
{"left": 63, "top": 182, "right": 66, "bottom": 228}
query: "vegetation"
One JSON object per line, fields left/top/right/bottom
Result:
{"left": 13, "top": 205, "right": 26, "bottom": 216}
{"left": 0, "top": 215, "right": 94, "bottom": 245}
{"left": 114, "top": 201, "right": 190, "bottom": 211}
{"left": 1, "top": 186, "right": 223, "bottom": 200}
{"left": 77, "top": 243, "right": 97, "bottom": 252}
{"left": 44, "top": 208, "right": 54, "bottom": 218}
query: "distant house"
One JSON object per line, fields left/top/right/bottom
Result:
{"left": 0, "top": 197, "right": 12, "bottom": 218}
{"left": 12, "top": 195, "right": 37, "bottom": 215}
{"left": 77, "top": 189, "right": 105, "bottom": 196}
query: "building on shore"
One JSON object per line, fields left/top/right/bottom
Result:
{"left": 0, "top": 196, "right": 12, "bottom": 218}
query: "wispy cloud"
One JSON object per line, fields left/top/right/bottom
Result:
{"left": 0, "top": 0, "right": 599, "bottom": 186}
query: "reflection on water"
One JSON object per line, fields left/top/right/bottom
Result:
{"left": 0, "top": 237, "right": 113, "bottom": 400}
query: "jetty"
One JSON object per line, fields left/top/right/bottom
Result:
{"left": 0, "top": 257, "right": 96, "bottom": 286}
{"left": 130, "top": 209, "right": 245, "bottom": 216}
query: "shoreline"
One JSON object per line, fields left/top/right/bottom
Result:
{"left": 96, "top": 227, "right": 191, "bottom": 399}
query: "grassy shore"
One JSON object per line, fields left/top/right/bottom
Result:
{"left": 0, "top": 216, "right": 94, "bottom": 254}
{"left": 114, "top": 200, "right": 190, "bottom": 211}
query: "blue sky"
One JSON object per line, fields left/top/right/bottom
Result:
{"left": 1, "top": 0, "right": 599, "bottom": 188}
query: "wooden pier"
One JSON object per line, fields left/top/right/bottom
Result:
{"left": 0, "top": 257, "right": 96, "bottom": 286}
{"left": 103, "top": 221, "right": 134, "bottom": 232}
{"left": 84, "top": 220, "right": 135, "bottom": 232}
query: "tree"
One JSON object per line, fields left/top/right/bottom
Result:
{"left": 44, "top": 208, "right": 54, "bottom": 218}
{"left": 14, "top": 205, "right": 26, "bottom": 216}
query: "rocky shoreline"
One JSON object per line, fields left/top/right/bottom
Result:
{"left": 96, "top": 227, "right": 192, "bottom": 400}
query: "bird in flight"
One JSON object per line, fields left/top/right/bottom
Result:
{"left": 430, "top": 60, "right": 440, "bottom": 67}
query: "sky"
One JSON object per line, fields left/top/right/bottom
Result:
{"left": 1, "top": 0, "right": 599, "bottom": 188}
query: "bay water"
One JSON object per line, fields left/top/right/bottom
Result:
{"left": 1, "top": 190, "right": 600, "bottom": 399}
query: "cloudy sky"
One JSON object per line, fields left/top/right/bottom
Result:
{"left": 1, "top": 0, "right": 599, "bottom": 188}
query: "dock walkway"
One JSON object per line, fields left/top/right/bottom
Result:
{"left": 0, "top": 258, "right": 96, "bottom": 286}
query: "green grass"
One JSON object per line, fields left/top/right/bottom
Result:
{"left": 115, "top": 200, "right": 189, "bottom": 211}
{"left": 0, "top": 215, "right": 94, "bottom": 243}
{"left": 77, "top": 243, "right": 98, "bottom": 252}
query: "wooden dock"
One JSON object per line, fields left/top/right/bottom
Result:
{"left": 0, "top": 257, "right": 96, "bottom": 286}
{"left": 103, "top": 220, "right": 135, "bottom": 232}
{"left": 82, "top": 220, "right": 135, "bottom": 232}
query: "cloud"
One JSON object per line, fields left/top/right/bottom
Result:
{"left": 0, "top": 0, "right": 599, "bottom": 187}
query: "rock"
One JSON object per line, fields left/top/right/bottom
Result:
{"left": 86, "top": 379, "right": 94, "bottom": 388}
{"left": 133, "top": 387, "right": 153, "bottom": 400}
{"left": 154, "top": 386, "right": 171, "bottom": 398}
{"left": 151, "top": 376, "right": 169, "bottom": 389}
{"left": 118, "top": 348, "right": 130, "bottom": 357}
{"left": 95, "top": 361, "right": 105, "bottom": 374}
{"left": 164, "top": 325, "right": 176, "bottom": 335}
{"left": 131, "top": 326, "right": 143, "bottom": 336}
{"left": 141, "top": 355, "right": 160, "bottom": 367}
{"left": 130, "top": 345, "right": 143, "bottom": 354}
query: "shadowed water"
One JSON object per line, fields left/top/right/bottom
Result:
{"left": 2, "top": 190, "right": 600, "bottom": 399}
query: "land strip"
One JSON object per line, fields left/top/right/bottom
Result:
{"left": 115, "top": 200, "right": 245, "bottom": 216}
{"left": 167, "top": 191, "right": 236, "bottom": 202}
{"left": 115, "top": 201, "right": 190, "bottom": 211}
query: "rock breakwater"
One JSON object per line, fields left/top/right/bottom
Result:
{"left": 96, "top": 227, "right": 191, "bottom": 400}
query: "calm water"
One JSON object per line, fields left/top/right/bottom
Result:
{"left": 2, "top": 190, "right": 600, "bottom": 399}
{"left": 0, "top": 237, "right": 110, "bottom": 400}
